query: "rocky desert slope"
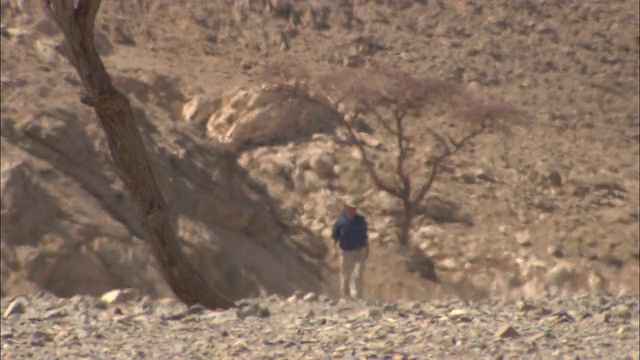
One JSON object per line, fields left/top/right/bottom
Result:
{"left": 1, "top": 0, "right": 638, "bottom": 308}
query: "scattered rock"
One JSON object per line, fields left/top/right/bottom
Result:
{"left": 29, "top": 332, "right": 51, "bottom": 347}
{"left": 617, "top": 325, "right": 631, "bottom": 336}
{"left": 0, "top": 293, "right": 637, "bottom": 358}
{"left": 448, "top": 309, "right": 472, "bottom": 322}
{"left": 3, "top": 298, "right": 26, "bottom": 318}
{"left": 612, "top": 305, "right": 631, "bottom": 320}
{"left": 552, "top": 311, "right": 575, "bottom": 323}
{"left": 495, "top": 325, "right": 520, "bottom": 339}
{"left": 0, "top": 2, "right": 638, "bottom": 355}
{"left": 594, "top": 312, "right": 611, "bottom": 324}
{"left": 100, "top": 288, "right": 140, "bottom": 306}
{"left": 547, "top": 245, "right": 564, "bottom": 258}
{"left": 43, "top": 308, "right": 68, "bottom": 320}
{"left": 365, "top": 308, "right": 382, "bottom": 319}
{"left": 515, "top": 230, "right": 533, "bottom": 247}
{"left": 302, "top": 292, "right": 319, "bottom": 302}
{"left": 186, "top": 304, "right": 206, "bottom": 315}
{"left": 237, "top": 303, "right": 270, "bottom": 319}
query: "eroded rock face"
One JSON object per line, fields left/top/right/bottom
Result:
{"left": 0, "top": 99, "right": 323, "bottom": 300}
{"left": 205, "top": 83, "right": 340, "bottom": 150}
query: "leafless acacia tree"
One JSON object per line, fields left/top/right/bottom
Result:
{"left": 41, "top": 0, "right": 234, "bottom": 309}
{"left": 320, "top": 69, "right": 522, "bottom": 247}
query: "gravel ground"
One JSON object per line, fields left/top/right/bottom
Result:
{"left": 1, "top": 292, "right": 638, "bottom": 359}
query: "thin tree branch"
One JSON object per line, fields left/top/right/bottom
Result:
{"left": 412, "top": 156, "right": 444, "bottom": 205}
{"left": 362, "top": 103, "right": 399, "bottom": 136}
{"left": 41, "top": 0, "right": 112, "bottom": 95}
{"left": 393, "top": 111, "right": 411, "bottom": 201}
{"left": 447, "top": 126, "right": 486, "bottom": 155}
{"left": 412, "top": 126, "right": 487, "bottom": 204}
{"left": 340, "top": 115, "right": 401, "bottom": 198}
{"left": 425, "top": 127, "right": 451, "bottom": 154}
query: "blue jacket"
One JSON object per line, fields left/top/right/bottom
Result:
{"left": 331, "top": 214, "right": 368, "bottom": 251}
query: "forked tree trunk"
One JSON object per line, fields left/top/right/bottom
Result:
{"left": 41, "top": 0, "right": 234, "bottom": 309}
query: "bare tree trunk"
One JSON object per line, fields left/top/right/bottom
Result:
{"left": 41, "top": 0, "right": 234, "bottom": 309}
{"left": 398, "top": 199, "right": 413, "bottom": 247}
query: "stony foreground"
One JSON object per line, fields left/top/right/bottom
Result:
{"left": 1, "top": 292, "right": 638, "bottom": 360}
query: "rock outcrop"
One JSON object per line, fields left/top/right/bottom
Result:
{"left": 205, "top": 83, "right": 340, "bottom": 150}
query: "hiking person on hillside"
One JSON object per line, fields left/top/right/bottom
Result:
{"left": 330, "top": 197, "right": 370, "bottom": 299}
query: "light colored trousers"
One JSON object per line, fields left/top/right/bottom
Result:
{"left": 340, "top": 248, "right": 366, "bottom": 299}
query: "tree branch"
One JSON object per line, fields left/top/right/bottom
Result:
{"left": 412, "top": 126, "right": 487, "bottom": 204}
{"left": 341, "top": 114, "right": 401, "bottom": 198}
{"left": 412, "top": 155, "right": 443, "bottom": 205}
{"left": 42, "top": 0, "right": 112, "bottom": 95}
{"left": 425, "top": 127, "right": 451, "bottom": 155}
{"left": 393, "top": 111, "right": 411, "bottom": 201}
{"left": 362, "top": 103, "right": 398, "bottom": 136}
{"left": 447, "top": 126, "right": 486, "bottom": 156}
{"left": 42, "top": 0, "right": 235, "bottom": 309}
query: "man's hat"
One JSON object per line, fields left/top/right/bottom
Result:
{"left": 344, "top": 196, "right": 359, "bottom": 208}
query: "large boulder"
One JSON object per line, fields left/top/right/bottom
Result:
{"left": 206, "top": 83, "right": 341, "bottom": 150}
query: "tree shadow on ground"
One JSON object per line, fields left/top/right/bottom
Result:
{"left": 404, "top": 246, "right": 494, "bottom": 301}
{"left": 405, "top": 246, "right": 440, "bottom": 283}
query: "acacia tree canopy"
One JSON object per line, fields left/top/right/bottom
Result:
{"left": 318, "top": 68, "right": 524, "bottom": 246}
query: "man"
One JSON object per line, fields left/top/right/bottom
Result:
{"left": 330, "top": 197, "right": 370, "bottom": 299}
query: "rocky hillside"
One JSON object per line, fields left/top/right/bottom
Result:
{"left": 1, "top": 0, "right": 638, "bottom": 304}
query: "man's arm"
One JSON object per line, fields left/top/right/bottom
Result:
{"left": 332, "top": 239, "right": 341, "bottom": 259}
{"left": 364, "top": 242, "right": 370, "bottom": 259}
{"left": 363, "top": 217, "right": 370, "bottom": 259}
{"left": 330, "top": 220, "right": 341, "bottom": 258}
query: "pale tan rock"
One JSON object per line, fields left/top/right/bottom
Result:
{"left": 35, "top": 38, "right": 63, "bottom": 64}
{"left": 206, "top": 84, "right": 339, "bottom": 150}
{"left": 3, "top": 298, "right": 26, "bottom": 318}
{"left": 182, "top": 96, "right": 220, "bottom": 124}
{"left": 437, "top": 257, "right": 458, "bottom": 271}
{"left": 100, "top": 288, "right": 140, "bottom": 305}
{"left": 617, "top": 325, "right": 631, "bottom": 336}
{"left": 448, "top": 309, "right": 472, "bottom": 322}
{"left": 515, "top": 230, "right": 532, "bottom": 246}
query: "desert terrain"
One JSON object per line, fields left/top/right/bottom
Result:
{"left": 1, "top": 0, "right": 638, "bottom": 358}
